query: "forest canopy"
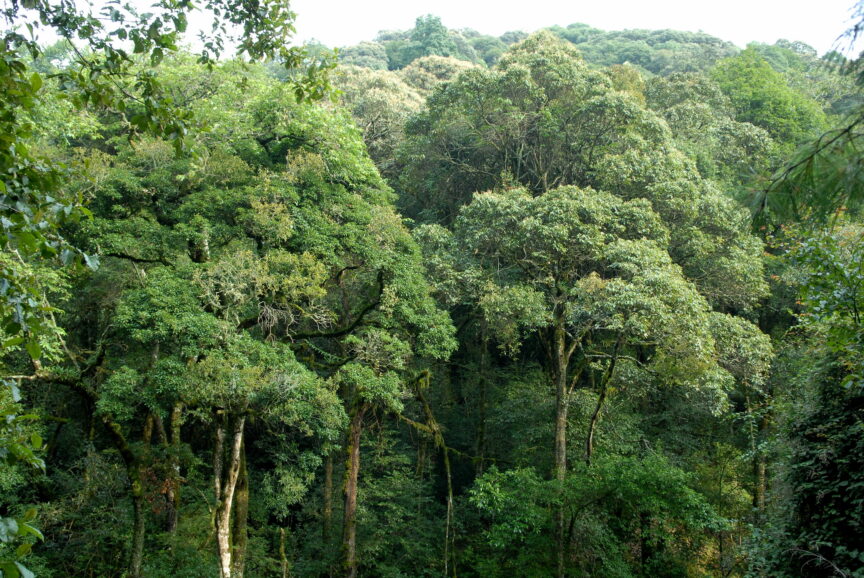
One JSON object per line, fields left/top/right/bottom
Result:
{"left": 1, "top": 3, "right": 863, "bottom": 578}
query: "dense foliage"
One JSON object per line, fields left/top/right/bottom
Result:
{"left": 2, "top": 5, "right": 863, "bottom": 578}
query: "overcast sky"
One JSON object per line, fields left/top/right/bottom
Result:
{"left": 289, "top": 0, "right": 861, "bottom": 56}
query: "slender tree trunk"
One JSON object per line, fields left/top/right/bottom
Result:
{"left": 476, "top": 336, "right": 489, "bottom": 475}
{"left": 753, "top": 408, "right": 769, "bottom": 516}
{"left": 103, "top": 419, "right": 146, "bottom": 578}
{"left": 280, "top": 527, "right": 290, "bottom": 578}
{"left": 152, "top": 413, "right": 168, "bottom": 445}
{"left": 754, "top": 454, "right": 767, "bottom": 511}
{"left": 231, "top": 442, "right": 249, "bottom": 578}
{"left": 585, "top": 379, "right": 608, "bottom": 466}
{"left": 323, "top": 451, "right": 334, "bottom": 543}
{"left": 746, "top": 394, "right": 769, "bottom": 518}
{"left": 143, "top": 413, "right": 155, "bottom": 445}
{"left": 342, "top": 403, "right": 368, "bottom": 578}
{"left": 552, "top": 316, "right": 570, "bottom": 578}
{"left": 586, "top": 339, "right": 620, "bottom": 466}
{"left": 214, "top": 412, "right": 246, "bottom": 578}
{"left": 414, "top": 373, "right": 457, "bottom": 577}
{"left": 166, "top": 402, "right": 183, "bottom": 533}
{"left": 130, "top": 489, "right": 146, "bottom": 578}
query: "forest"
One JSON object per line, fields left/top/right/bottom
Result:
{"left": 1, "top": 1, "right": 863, "bottom": 576}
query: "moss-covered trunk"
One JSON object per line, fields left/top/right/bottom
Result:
{"left": 342, "top": 402, "right": 368, "bottom": 578}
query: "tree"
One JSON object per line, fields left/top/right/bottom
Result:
{"left": 749, "top": 40, "right": 858, "bottom": 114}
{"left": 712, "top": 47, "right": 827, "bottom": 150}
{"left": 399, "top": 31, "right": 657, "bottom": 222}
{"left": 646, "top": 72, "right": 775, "bottom": 187}
{"left": 468, "top": 454, "right": 723, "bottom": 575}
{"left": 401, "top": 32, "right": 768, "bottom": 311}
{"left": 332, "top": 65, "right": 424, "bottom": 173}
{"left": 339, "top": 42, "right": 389, "bottom": 70}
{"left": 418, "top": 186, "right": 764, "bottom": 576}
{"left": 467, "top": 34, "right": 508, "bottom": 66}
{"left": 411, "top": 15, "right": 457, "bottom": 58}
{"left": 749, "top": 226, "right": 864, "bottom": 576}
{"left": 15, "top": 52, "right": 454, "bottom": 577}
{"left": 0, "top": 3, "right": 333, "bottom": 575}
{"left": 549, "top": 26, "right": 738, "bottom": 76}
{"left": 399, "top": 55, "right": 479, "bottom": 97}
{"left": 0, "top": 0, "right": 333, "bottom": 358}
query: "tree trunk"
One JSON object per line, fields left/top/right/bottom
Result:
{"left": 585, "top": 379, "right": 608, "bottom": 466}
{"left": 754, "top": 454, "right": 766, "bottom": 511}
{"left": 280, "top": 527, "right": 290, "bottom": 578}
{"left": 586, "top": 339, "right": 620, "bottom": 466}
{"left": 475, "top": 336, "right": 489, "bottom": 475}
{"left": 103, "top": 418, "right": 146, "bottom": 578}
{"left": 130, "top": 489, "right": 146, "bottom": 578}
{"left": 753, "top": 409, "right": 769, "bottom": 516}
{"left": 214, "top": 412, "right": 246, "bottom": 578}
{"left": 231, "top": 442, "right": 249, "bottom": 578}
{"left": 323, "top": 451, "right": 334, "bottom": 543}
{"left": 166, "top": 402, "right": 183, "bottom": 533}
{"left": 746, "top": 394, "right": 769, "bottom": 518}
{"left": 342, "top": 403, "right": 368, "bottom": 578}
{"left": 551, "top": 314, "right": 570, "bottom": 578}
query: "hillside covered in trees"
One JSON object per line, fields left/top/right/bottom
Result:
{"left": 1, "top": 3, "right": 863, "bottom": 577}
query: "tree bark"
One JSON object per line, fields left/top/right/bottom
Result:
{"left": 231, "top": 442, "right": 249, "bottom": 578}
{"left": 214, "top": 412, "right": 246, "bottom": 578}
{"left": 280, "top": 527, "right": 290, "bottom": 578}
{"left": 130, "top": 487, "right": 146, "bottom": 578}
{"left": 166, "top": 402, "right": 183, "bottom": 533}
{"left": 103, "top": 418, "right": 145, "bottom": 578}
{"left": 753, "top": 408, "right": 769, "bottom": 516}
{"left": 551, "top": 314, "right": 570, "bottom": 578}
{"left": 475, "top": 336, "right": 489, "bottom": 475}
{"left": 323, "top": 451, "right": 334, "bottom": 544}
{"left": 342, "top": 402, "right": 368, "bottom": 578}
{"left": 585, "top": 380, "right": 607, "bottom": 467}
{"left": 585, "top": 340, "right": 620, "bottom": 466}
{"left": 746, "top": 394, "right": 769, "bottom": 518}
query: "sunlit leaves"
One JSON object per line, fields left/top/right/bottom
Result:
{"left": 450, "top": 185, "right": 723, "bottom": 388}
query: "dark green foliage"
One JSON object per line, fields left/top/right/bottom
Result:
{"left": 377, "top": 15, "right": 481, "bottom": 70}
{"left": 464, "top": 454, "right": 722, "bottom": 577}
{"left": 747, "top": 226, "right": 864, "bottom": 577}
{"left": 784, "top": 371, "right": 864, "bottom": 576}
{"left": 750, "top": 335, "right": 864, "bottom": 578}
{"left": 3, "top": 10, "right": 856, "bottom": 577}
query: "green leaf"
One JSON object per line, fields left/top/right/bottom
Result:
{"left": 24, "top": 340, "right": 40, "bottom": 361}
{"left": 84, "top": 253, "right": 100, "bottom": 270}
{"left": 1, "top": 336, "right": 24, "bottom": 349}
{"left": 18, "top": 523, "right": 43, "bottom": 541}
{"left": 151, "top": 47, "right": 164, "bottom": 66}
{"left": 0, "top": 517, "right": 19, "bottom": 543}
{"left": 29, "top": 433, "right": 41, "bottom": 449}
{"left": 0, "top": 561, "right": 21, "bottom": 578}
{"left": 14, "top": 562, "right": 35, "bottom": 578}
{"left": 29, "top": 73, "right": 41, "bottom": 92}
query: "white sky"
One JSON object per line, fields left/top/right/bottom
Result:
{"left": 289, "top": 0, "right": 861, "bottom": 56}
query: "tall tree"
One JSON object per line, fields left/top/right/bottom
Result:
{"left": 712, "top": 47, "right": 827, "bottom": 151}
{"left": 418, "top": 186, "right": 767, "bottom": 575}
